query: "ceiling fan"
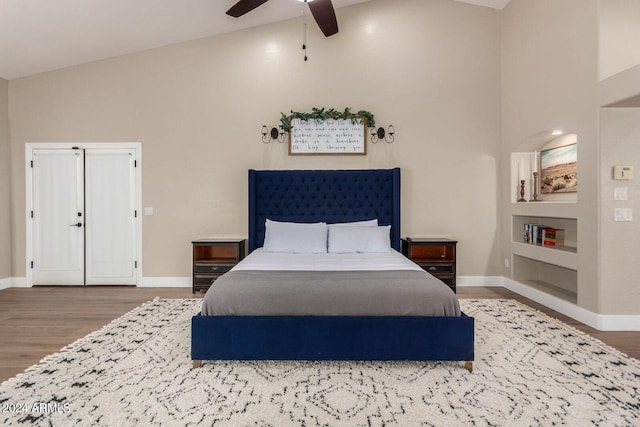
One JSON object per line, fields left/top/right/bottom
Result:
{"left": 226, "top": 0, "right": 339, "bottom": 37}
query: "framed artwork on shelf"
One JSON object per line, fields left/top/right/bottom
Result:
{"left": 540, "top": 143, "right": 577, "bottom": 194}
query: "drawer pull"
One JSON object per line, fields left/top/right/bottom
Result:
{"left": 210, "top": 266, "right": 220, "bottom": 271}
{"left": 428, "top": 266, "right": 437, "bottom": 271}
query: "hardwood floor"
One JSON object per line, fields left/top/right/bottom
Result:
{"left": 0, "top": 286, "right": 638, "bottom": 383}
{"left": 0, "top": 286, "right": 200, "bottom": 382}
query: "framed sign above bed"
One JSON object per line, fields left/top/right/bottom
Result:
{"left": 289, "top": 117, "right": 366, "bottom": 155}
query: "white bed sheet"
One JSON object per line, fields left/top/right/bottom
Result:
{"left": 231, "top": 248, "right": 423, "bottom": 272}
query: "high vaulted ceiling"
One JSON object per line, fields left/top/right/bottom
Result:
{"left": 0, "top": 0, "right": 510, "bottom": 80}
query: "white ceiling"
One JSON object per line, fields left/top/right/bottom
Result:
{"left": 0, "top": 0, "right": 510, "bottom": 80}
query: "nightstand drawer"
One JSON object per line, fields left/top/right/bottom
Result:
{"left": 420, "top": 264, "right": 454, "bottom": 274}
{"left": 194, "top": 275, "right": 221, "bottom": 287}
{"left": 194, "top": 263, "right": 235, "bottom": 274}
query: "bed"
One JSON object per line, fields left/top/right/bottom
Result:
{"left": 191, "top": 168, "right": 474, "bottom": 370}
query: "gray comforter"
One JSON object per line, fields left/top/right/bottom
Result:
{"left": 201, "top": 270, "right": 460, "bottom": 317}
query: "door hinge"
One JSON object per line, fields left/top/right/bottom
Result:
{"left": 72, "top": 146, "right": 79, "bottom": 150}
{"left": 134, "top": 261, "right": 138, "bottom": 269}
{"left": 134, "top": 160, "right": 137, "bottom": 167}
{"left": 30, "top": 210, "right": 33, "bottom": 218}
{"left": 30, "top": 261, "right": 34, "bottom": 269}
{"left": 30, "top": 160, "right": 33, "bottom": 168}
{"left": 134, "top": 210, "right": 137, "bottom": 218}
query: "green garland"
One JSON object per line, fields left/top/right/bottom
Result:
{"left": 279, "top": 107, "right": 375, "bottom": 132}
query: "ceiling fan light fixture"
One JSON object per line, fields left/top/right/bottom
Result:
{"left": 227, "top": 0, "right": 337, "bottom": 37}
{"left": 307, "top": 0, "right": 339, "bottom": 36}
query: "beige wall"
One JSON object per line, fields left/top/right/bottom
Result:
{"left": 600, "top": 108, "right": 640, "bottom": 314}
{"left": 0, "top": 78, "right": 10, "bottom": 280}
{"left": 599, "top": 0, "right": 640, "bottom": 80}
{"left": 8, "top": 0, "right": 502, "bottom": 279}
{"left": 501, "top": 0, "right": 601, "bottom": 311}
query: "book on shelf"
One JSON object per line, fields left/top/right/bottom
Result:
{"left": 535, "top": 225, "right": 552, "bottom": 244}
{"left": 523, "top": 223, "right": 544, "bottom": 243}
{"left": 543, "top": 228, "right": 565, "bottom": 246}
{"left": 522, "top": 224, "right": 565, "bottom": 246}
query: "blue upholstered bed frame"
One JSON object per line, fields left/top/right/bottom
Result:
{"left": 191, "top": 168, "right": 474, "bottom": 370}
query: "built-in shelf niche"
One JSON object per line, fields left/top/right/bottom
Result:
{"left": 512, "top": 255, "right": 578, "bottom": 304}
{"left": 508, "top": 135, "right": 581, "bottom": 317}
{"left": 510, "top": 134, "right": 578, "bottom": 203}
{"left": 511, "top": 213, "right": 578, "bottom": 303}
{"left": 512, "top": 215, "right": 577, "bottom": 250}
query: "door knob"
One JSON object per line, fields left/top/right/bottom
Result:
{"left": 69, "top": 223, "right": 82, "bottom": 227}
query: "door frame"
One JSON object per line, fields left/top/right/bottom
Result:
{"left": 25, "top": 142, "right": 143, "bottom": 287}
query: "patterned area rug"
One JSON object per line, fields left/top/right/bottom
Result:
{"left": 1, "top": 299, "right": 639, "bottom": 426}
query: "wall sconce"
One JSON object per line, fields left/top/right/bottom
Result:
{"left": 261, "top": 125, "right": 285, "bottom": 144}
{"left": 370, "top": 125, "right": 395, "bottom": 143}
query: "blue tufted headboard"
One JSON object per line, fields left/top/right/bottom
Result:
{"left": 248, "top": 168, "right": 401, "bottom": 253}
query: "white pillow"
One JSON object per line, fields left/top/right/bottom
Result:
{"left": 263, "top": 219, "right": 328, "bottom": 253}
{"left": 327, "top": 219, "right": 378, "bottom": 229}
{"left": 328, "top": 225, "right": 391, "bottom": 253}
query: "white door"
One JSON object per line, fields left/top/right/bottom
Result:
{"left": 85, "top": 149, "right": 137, "bottom": 285}
{"left": 30, "top": 146, "right": 138, "bottom": 286}
{"left": 32, "top": 149, "right": 85, "bottom": 285}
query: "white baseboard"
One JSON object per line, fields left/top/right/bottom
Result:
{"left": 501, "top": 277, "right": 600, "bottom": 328}
{"left": 0, "top": 277, "right": 29, "bottom": 289}
{"left": 457, "top": 276, "right": 506, "bottom": 287}
{"left": 12, "top": 277, "right": 28, "bottom": 287}
{"left": 501, "top": 277, "right": 640, "bottom": 331}
{"left": 138, "top": 277, "right": 191, "bottom": 287}
{"left": 1, "top": 277, "right": 191, "bottom": 288}
{"left": 599, "top": 315, "right": 640, "bottom": 331}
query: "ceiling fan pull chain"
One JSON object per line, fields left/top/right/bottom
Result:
{"left": 302, "top": 1, "right": 308, "bottom": 61}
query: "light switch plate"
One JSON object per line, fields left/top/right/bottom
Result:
{"left": 144, "top": 207, "right": 154, "bottom": 216}
{"left": 614, "top": 208, "right": 632, "bottom": 221}
{"left": 613, "top": 166, "right": 634, "bottom": 180}
{"left": 614, "top": 187, "right": 628, "bottom": 201}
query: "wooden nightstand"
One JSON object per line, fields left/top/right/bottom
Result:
{"left": 192, "top": 239, "right": 246, "bottom": 293}
{"left": 401, "top": 238, "right": 457, "bottom": 293}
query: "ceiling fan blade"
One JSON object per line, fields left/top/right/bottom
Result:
{"left": 226, "top": 0, "right": 270, "bottom": 18}
{"left": 307, "top": 0, "right": 339, "bottom": 37}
